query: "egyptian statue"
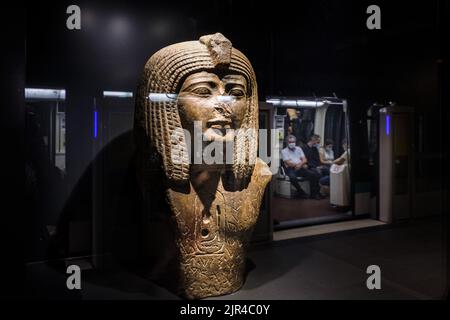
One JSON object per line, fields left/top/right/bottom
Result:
{"left": 134, "top": 33, "right": 272, "bottom": 299}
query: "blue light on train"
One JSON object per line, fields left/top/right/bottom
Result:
{"left": 386, "top": 115, "right": 390, "bottom": 136}
{"left": 94, "top": 110, "right": 98, "bottom": 139}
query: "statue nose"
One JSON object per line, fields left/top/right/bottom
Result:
{"left": 213, "top": 102, "right": 232, "bottom": 118}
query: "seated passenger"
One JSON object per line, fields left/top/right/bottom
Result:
{"left": 321, "top": 139, "right": 350, "bottom": 186}
{"left": 303, "top": 134, "right": 330, "bottom": 177}
{"left": 319, "top": 175, "right": 330, "bottom": 187}
{"left": 333, "top": 139, "right": 350, "bottom": 165}
{"left": 319, "top": 139, "right": 335, "bottom": 167}
{"left": 281, "top": 135, "right": 323, "bottom": 200}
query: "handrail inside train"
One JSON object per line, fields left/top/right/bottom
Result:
{"left": 266, "top": 96, "right": 346, "bottom": 108}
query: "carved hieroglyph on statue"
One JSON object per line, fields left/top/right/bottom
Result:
{"left": 134, "top": 33, "right": 272, "bottom": 299}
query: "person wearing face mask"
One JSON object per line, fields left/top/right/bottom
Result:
{"left": 319, "top": 139, "right": 335, "bottom": 166}
{"left": 316, "top": 139, "right": 335, "bottom": 189}
{"left": 320, "top": 139, "right": 350, "bottom": 188}
{"left": 281, "top": 135, "right": 323, "bottom": 200}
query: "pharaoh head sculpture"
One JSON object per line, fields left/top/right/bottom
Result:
{"left": 135, "top": 33, "right": 259, "bottom": 186}
{"left": 135, "top": 33, "right": 271, "bottom": 299}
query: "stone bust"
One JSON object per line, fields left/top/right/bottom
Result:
{"left": 134, "top": 33, "right": 271, "bottom": 299}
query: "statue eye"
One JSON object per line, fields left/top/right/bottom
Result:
{"left": 191, "top": 87, "right": 212, "bottom": 96}
{"left": 229, "top": 88, "right": 245, "bottom": 97}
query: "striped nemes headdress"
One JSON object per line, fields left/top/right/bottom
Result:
{"left": 135, "top": 33, "right": 258, "bottom": 185}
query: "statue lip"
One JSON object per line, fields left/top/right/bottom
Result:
{"left": 207, "top": 118, "right": 232, "bottom": 130}
{"left": 204, "top": 118, "right": 234, "bottom": 139}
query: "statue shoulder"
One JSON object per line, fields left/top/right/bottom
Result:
{"left": 252, "top": 158, "right": 272, "bottom": 186}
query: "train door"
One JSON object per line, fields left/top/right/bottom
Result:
{"left": 25, "top": 88, "right": 67, "bottom": 260}
{"left": 92, "top": 91, "right": 136, "bottom": 268}
{"left": 379, "top": 105, "right": 415, "bottom": 223}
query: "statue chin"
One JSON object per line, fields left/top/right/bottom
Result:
{"left": 134, "top": 33, "right": 272, "bottom": 299}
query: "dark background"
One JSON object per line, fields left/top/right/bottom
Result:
{"left": 25, "top": 0, "right": 444, "bottom": 192}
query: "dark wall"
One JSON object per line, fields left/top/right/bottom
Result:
{"left": 26, "top": 0, "right": 442, "bottom": 190}
{"left": 2, "top": 1, "right": 26, "bottom": 298}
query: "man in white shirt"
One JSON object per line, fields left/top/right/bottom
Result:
{"left": 281, "top": 135, "right": 322, "bottom": 199}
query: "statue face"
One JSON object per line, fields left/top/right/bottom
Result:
{"left": 177, "top": 71, "right": 249, "bottom": 143}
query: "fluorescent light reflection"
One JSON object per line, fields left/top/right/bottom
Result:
{"left": 103, "top": 91, "right": 133, "bottom": 98}
{"left": 25, "top": 88, "right": 66, "bottom": 101}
